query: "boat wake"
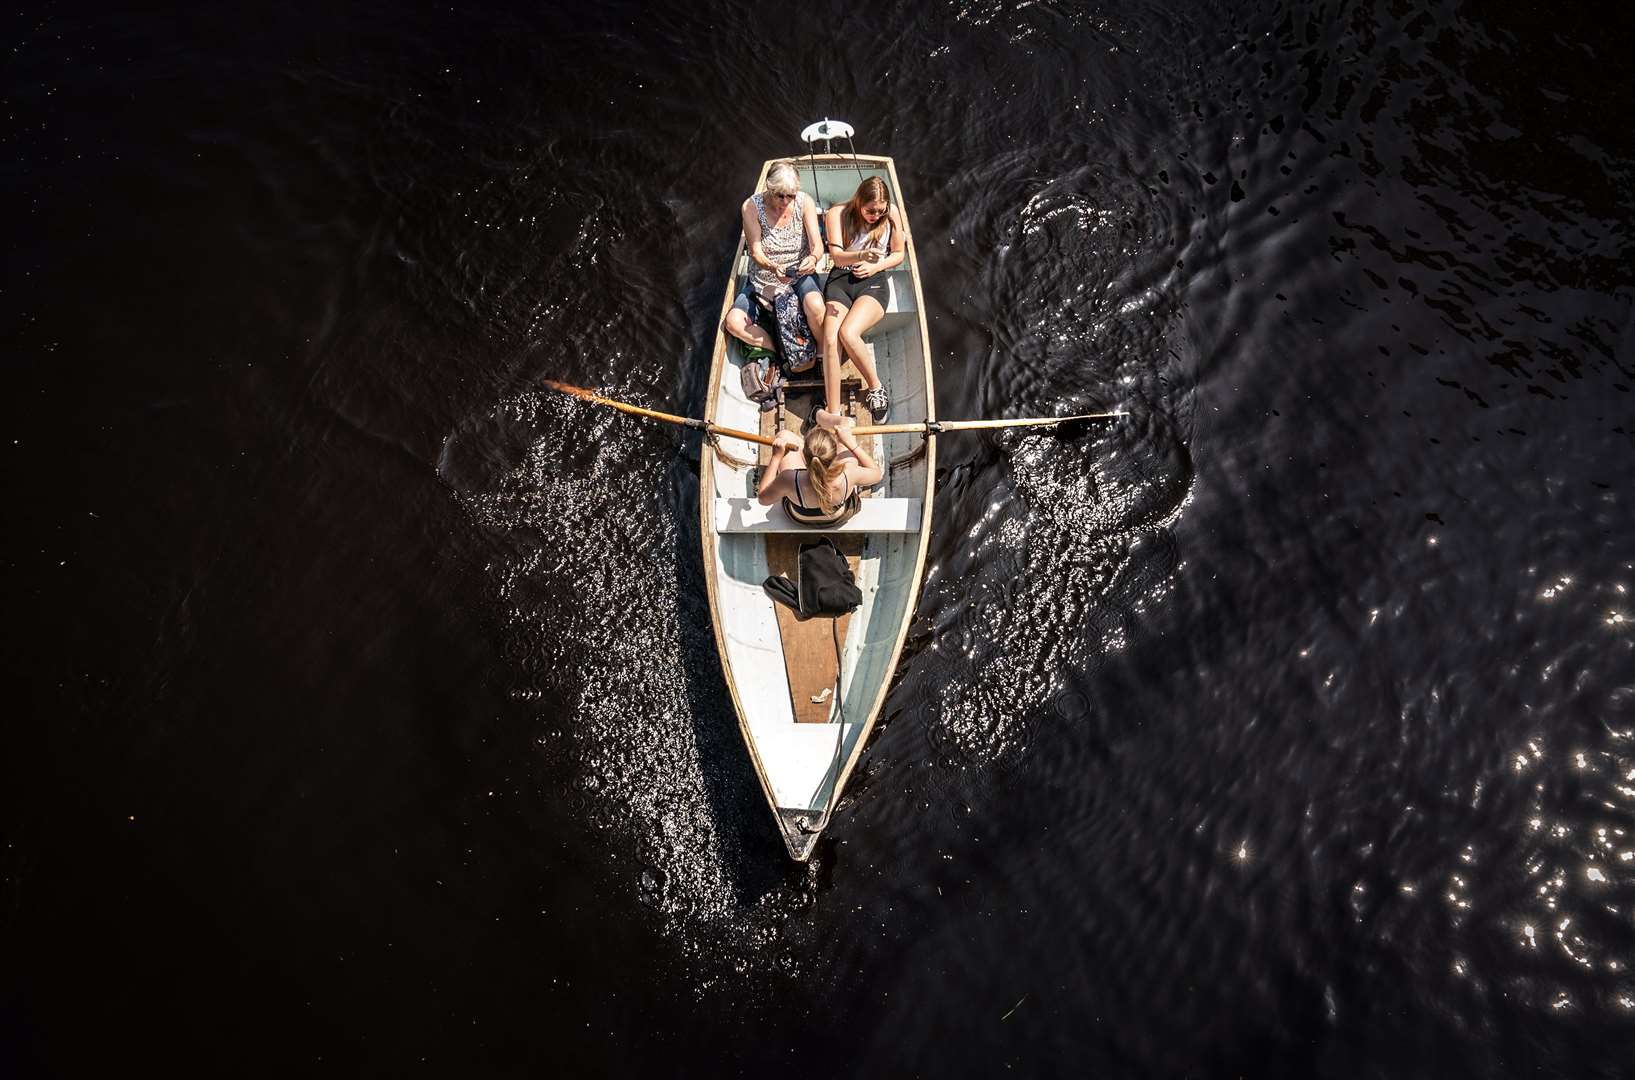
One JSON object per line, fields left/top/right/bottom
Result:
{"left": 913, "top": 156, "right": 1197, "bottom": 776}
{"left": 442, "top": 387, "right": 825, "bottom": 985}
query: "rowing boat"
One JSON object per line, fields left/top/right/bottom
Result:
{"left": 699, "top": 148, "right": 936, "bottom": 861}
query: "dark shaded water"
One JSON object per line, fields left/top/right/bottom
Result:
{"left": 7, "top": 1, "right": 1634, "bottom": 1075}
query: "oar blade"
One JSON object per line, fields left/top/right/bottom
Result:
{"left": 542, "top": 379, "right": 598, "bottom": 402}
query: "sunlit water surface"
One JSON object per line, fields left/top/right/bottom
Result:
{"left": 10, "top": 1, "right": 1634, "bottom": 1075}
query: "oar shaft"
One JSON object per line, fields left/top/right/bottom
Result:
{"left": 544, "top": 379, "right": 776, "bottom": 447}
{"left": 853, "top": 411, "right": 1126, "bottom": 437}
{"left": 595, "top": 397, "right": 697, "bottom": 428}
{"left": 710, "top": 423, "right": 776, "bottom": 448}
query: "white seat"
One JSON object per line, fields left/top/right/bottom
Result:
{"left": 715, "top": 497, "right": 922, "bottom": 534}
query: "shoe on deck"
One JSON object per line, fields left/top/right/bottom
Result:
{"left": 864, "top": 385, "right": 889, "bottom": 423}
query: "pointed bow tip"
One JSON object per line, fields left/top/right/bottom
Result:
{"left": 777, "top": 808, "right": 825, "bottom": 862}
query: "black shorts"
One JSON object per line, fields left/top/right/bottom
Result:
{"left": 822, "top": 265, "right": 889, "bottom": 308}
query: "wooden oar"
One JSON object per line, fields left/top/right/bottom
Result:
{"left": 544, "top": 380, "right": 1125, "bottom": 446}
{"left": 855, "top": 412, "right": 1126, "bottom": 437}
{"left": 543, "top": 380, "right": 776, "bottom": 447}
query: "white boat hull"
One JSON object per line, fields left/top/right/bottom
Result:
{"left": 700, "top": 154, "right": 936, "bottom": 860}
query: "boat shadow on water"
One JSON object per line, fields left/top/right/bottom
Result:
{"left": 667, "top": 449, "right": 819, "bottom": 903}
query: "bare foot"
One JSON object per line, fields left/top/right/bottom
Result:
{"left": 814, "top": 407, "right": 842, "bottom": 429}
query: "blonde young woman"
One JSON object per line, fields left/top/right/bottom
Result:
{"left": 814, "top": 176, "right": 905, "bottom": 428}
{"left": 723, "top": 162, "right": 826, "bottom": 361}
{"left": 756, "top": 418, "right": 884, "bottom": 525}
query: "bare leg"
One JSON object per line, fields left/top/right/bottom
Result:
{"left": 815, "top": 298, "right": 849, "bottom": 428}
{"left": 800, "top": 289, "right": 826, "bottom": 341}
{"left": 839, "top": 295, "right": 885, "bottom": 391}
{"left": 724, "top": 308, "right": 774, "bottom": 350}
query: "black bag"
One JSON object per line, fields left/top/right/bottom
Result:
{"left": 762, "top": 537, "right": 861, "bottom": 620}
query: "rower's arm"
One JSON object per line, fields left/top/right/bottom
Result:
{"left": 757, "top": 440, "right": 800, "bottom": 504}
{"left": 836, "top": 428, "right": 884, "bottom": 488}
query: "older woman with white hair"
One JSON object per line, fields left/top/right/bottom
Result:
{"left": 723, "top": 161, "right": 825, "bottom": 369}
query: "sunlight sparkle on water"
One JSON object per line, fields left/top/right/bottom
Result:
{"left": 1539, "top": 575, "right": 1573, "bottom": 600}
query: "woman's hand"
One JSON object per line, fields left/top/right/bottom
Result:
{"left": 795, "top": 254, "right": 817, "bottom": 277}
{"left": 772, "top": 430, "right": 804, "bottom": 453}
{"left": 834, "top": 415, "right": 859, "bottom": 446}
{"left": 852, "top": 261, "right": 877, "bottom": 279}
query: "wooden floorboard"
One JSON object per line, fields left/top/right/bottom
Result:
{"left": 765, "top": 536, "right": 863, "bottom": 723}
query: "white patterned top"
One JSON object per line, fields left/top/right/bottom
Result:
{"left": 749, "top": 191, "right": 810, "bottom": 301}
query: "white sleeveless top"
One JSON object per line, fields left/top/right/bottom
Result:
{"left": 844, "top": 215, "right": 892, "bottom": 257}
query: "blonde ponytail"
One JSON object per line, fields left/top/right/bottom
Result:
{"left": 802, "top": 428, "right": 846, "bottom": 514}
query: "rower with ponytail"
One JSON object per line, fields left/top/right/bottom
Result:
{"left": 756, "top": 416, "right": 884, "bottom": 527}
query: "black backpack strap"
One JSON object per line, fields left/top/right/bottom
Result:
{"left": 761, "top": 574, "right": 806, "bottom": 619}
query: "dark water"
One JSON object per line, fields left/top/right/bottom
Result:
{"left": 8, "top": 1, "right": 1634, "bottom": 1075}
